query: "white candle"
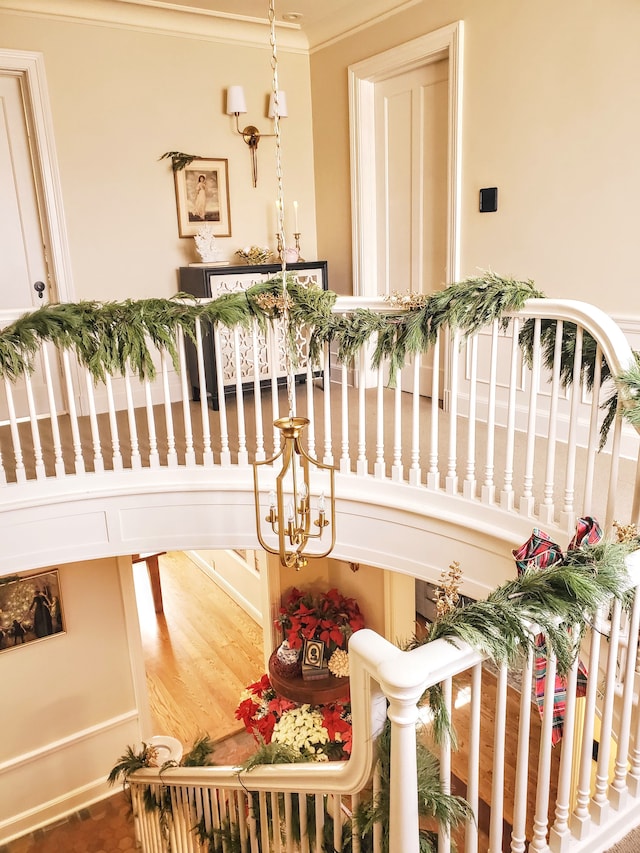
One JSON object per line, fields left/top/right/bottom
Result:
{"left": 293, "top": 200, "right": 299, "bottom": 232}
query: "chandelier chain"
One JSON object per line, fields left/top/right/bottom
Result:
{"left": 269, "top": 0, "right": 294, "bottom": 418}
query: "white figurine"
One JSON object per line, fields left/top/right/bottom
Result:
{"left": 194, "top": 224, "right": 221, "bottom": 263}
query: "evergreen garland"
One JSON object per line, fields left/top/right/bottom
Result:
{"left": 1, "top": 272, "right": 637, "bottom": 436}
{"left": 518, "top": 318, "right": 627, "bottom": 448}
{"left": 407, "top": 539, "right": 633, "bottom": 745}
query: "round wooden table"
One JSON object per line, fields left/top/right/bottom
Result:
{"left": 268, "top": 651, "right": 350, "bottom": 705}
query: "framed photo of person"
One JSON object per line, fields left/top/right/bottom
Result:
{"left": 174, "top": 157, "right": 231, "bottom": 237}
{"left": 0, "top": 569, "right": 65, "bottom": 652}
{"left": 303, "top": 639, "right": 325, "bottom": 668}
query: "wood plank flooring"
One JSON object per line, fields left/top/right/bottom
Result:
{"left": 132, "top": 550, "right": 265, "bottom": 749}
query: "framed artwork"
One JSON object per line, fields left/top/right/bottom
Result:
{"left": 303, "top": 639, "right": 325, "bottom": 668}
{"left": 0, "top": 569, "right": 65, "bottom": 651}
{"left": 174, "top": 157, "right": 231, "bottom": 237}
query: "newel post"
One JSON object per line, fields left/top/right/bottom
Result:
{"left": 382, "top": 680, "right": 423, "bottom": 853}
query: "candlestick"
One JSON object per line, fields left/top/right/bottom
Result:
{"left": 293, "top": 232, "right": 305, "bottom": 262}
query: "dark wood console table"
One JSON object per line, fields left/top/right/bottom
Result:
{"left": 178, "top": 261, "right": 328, "bottom": 410}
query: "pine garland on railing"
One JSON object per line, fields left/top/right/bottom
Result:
{"left": 0, "top": 272, "right": 537, "bottom": 383}
{"left": 1, "top": 272, "right": 637, "bottom": 437}
{"left": 407, "top": 539, "right": 634, "bottom": 745}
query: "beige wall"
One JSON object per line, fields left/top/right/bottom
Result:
{"left": 0, "top": 9, "right": 317, "bottom": 301}
{"left": 0, "top": 556, "right": 146, "bottom": 841}
{"left": 311, "top": 0, "right": 640, "bottom": 312}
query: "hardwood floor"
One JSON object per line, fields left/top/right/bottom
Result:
{"left": 132, "top": 550, "right": 265, "bottom": 749}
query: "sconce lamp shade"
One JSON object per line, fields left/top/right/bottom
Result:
{"left": 268, "top": 90, "right": 288, "bottom": 119}
{"left": 226, "top": 85, "right": 247, "bottom": 115}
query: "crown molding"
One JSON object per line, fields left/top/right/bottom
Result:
{"left": 0, "top": 0, "right": 309, "bottom": 52}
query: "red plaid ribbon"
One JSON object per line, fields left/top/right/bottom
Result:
{"left": 512, "top": 517, "right": 600, "bottom": 744}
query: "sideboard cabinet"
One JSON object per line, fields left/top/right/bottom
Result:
{"left": 178, "top": 261, "right": 328, "bottom": 409}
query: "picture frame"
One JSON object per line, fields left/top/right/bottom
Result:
{"left": 174, "top": 157, "right": 231, "bottom": 238}
{"left": 0, "top": 569, "right": 65, "bottom": 652}
{"left": 303, "top": 639, "right": 325, "bottom": 668}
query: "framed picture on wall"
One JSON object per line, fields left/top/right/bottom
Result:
{"left": 0, "top": 569, "right": 65, "bottom": 652}
{"left": 174, "top": 157, "right": 232, "bottom": 237}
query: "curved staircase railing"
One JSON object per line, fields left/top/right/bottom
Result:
{"left": 0, "top": 294, "right": 637, "bottom": 538}
{"left": 128, "top": 550, "right": 640, "bottom": 852}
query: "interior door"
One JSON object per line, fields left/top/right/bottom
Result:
{"left": 0, "top": 71, "right": 63, "bottom": 420}
{"left": 374, "top": 59, "right": 448, "bottom": 396}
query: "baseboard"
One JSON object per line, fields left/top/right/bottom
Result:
{"left": 187, "top": 550, "right": 262, "bottom": 625}
{"left": 0, "top": 776, "right": 114, "bottom": 844}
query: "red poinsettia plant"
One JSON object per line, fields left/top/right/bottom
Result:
{"left": 234, "top": 673, "right": 352, "bottom": 760}
{"left": 275, "top": 587, "right": 365, "bottom": 653}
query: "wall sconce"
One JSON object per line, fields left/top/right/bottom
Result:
{"left": 226, "top": 85, "right": 288, "bottom": 187}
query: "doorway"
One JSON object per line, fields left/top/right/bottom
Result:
{"left": 0, "top": 50, "right": 74, "bottom": 419}
{"left": 348, "top": 22, "right": 464, "bottom": 398}
{"left": 132, "top": 550, "right": 264, "bottom": 751}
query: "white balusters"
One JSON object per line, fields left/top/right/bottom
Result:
{"left": 195, "top": 320, "right": 213, "bottom": 467}
{"left": 529, "top": 649, "right": 556, "bottom": 850}
{"left": 357, "top": 347, "right": 367, "bottom": 475}
{"left": 427, "top": 329, "right": 441, "bottom": 490}
{"left": 160, "top": 351, "right": 178, "bottom": 468}
{"left": 177, "top": 327, "right": 196, "bottom": 467}
{"left": 340, "top": 360, "right": 350, "bottom": 474}
{"left": 559, "top": 326, "right": 583, "bottom": 531}
{"left": 609, "top": 582, "right": 640, "bottom": 809}
{"left": 42, "top": 345, "right": 65, "bottom": 477}
{"left": 213, "top": 324, "right": 231, "bottom": 467}
{"left": 252, "top": 321, "right": 266, "bottom": 462}
{"left": 463, "top": 335, "right": 478, "bottom": 500}
{"left": 510, "top": 648, "right": 533, "bottom": 853}
{"left": 321, "top": 343, "right": 333, "bottom": 466}
{"left": 605, "top": 410, "right": 623, "bottom": 531}
{"left": 446, "top": 330, "right": 459, "bottom": 494}
{"left": 481, "top": 321, "right": 498, "bottom": 505}
{"left": 61, "top": 350, "right": 85, "bottom": 475}
{"left": 304, "top": 335, "right": 316, "bottom": 462}
{"left": 548, "top": 653, "right": 580, "bottom": 851}
{"left": 464, "top": 663, "right": 481, "bottom": 853}
{"left": 391, "top": 370, "right": 402, "bottom": 482}
{"left": 84, "top": 370, "right": 104, "bottom": 473}
{"left": 233, "top": 327, "right": 248, "bottom": 466}
{"left": 104, "top": 374, "right": 123, "bottom": 471}
{"left": 582, "top": 344, "right": 602, "bottom": 515}
{"left": 4, "top": 378, "right": 26, "bottom": 483}
{"left": 124, "top": 374, "right": 142, "bottom": 469}
{"left": 540, "top": 320, "right": 564, "bottom": 525}
{"left": 571, "top": 608, "right": 604, "bottom": 838}
{"left": 489, "top": 663, "right": 507, "bottom": 852}
{"left": 409, "top": 354, "right": 421, "bottom": 485}
{"left": 24, "top": 371, "right": 45, "bottom": 479}
{"left": 374, "top": 361, "right": 385, "bottom": 479}
{"left": 500, "top": 318, "right": 519, "bottom": 511}
{"left": 438, "top": 677, "right": 453, "bottom": 853}
{"left": 144, "top": 379, "right": 160, "bottom": 468}
{"left": 591, "top": 599, "right": 622, "bottom": 824}
{"left": 520, "top": 318, "right": 541, "bottom": 517}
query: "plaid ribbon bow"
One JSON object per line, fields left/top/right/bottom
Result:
{"left": 512, "top": 517, "right": 601, "bottom": 745}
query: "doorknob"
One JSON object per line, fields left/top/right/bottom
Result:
{"left": 33, "top": 281, "right": 46, "bottom": 299}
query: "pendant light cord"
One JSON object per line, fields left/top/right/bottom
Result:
{"left": 269, "top": 0, "right": 294, "bottom": 420}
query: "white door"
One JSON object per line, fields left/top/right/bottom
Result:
{"left": 374, "top": 59, "right": 448, "bottom": 395}
{"left": 349, "top": 23, "right": 463, "bottom": 401}
{"left": 0, "top": 69, "right": 64, "bottom": 420}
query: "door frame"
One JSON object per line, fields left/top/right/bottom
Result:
{"left": 348, "top": 22, "right": 463, "bottom": 296}
{"left": 0, "top": 49, "right": 75, "bottom": 305}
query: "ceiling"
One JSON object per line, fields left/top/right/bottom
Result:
{"left": 132, "top": 0, "right": 419, "bottom": 48}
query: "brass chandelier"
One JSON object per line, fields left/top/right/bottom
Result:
{"left": 252, "top": 0, "right": 336, "bottom": 570}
